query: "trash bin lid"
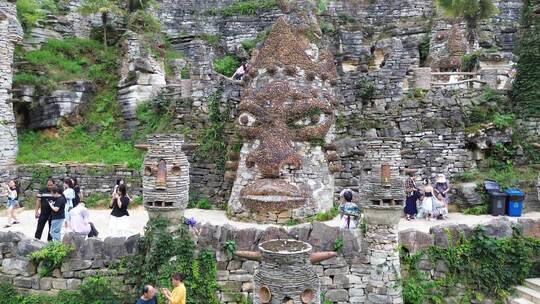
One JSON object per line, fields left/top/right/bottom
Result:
{"left": 489, "top": 191, "right": 507, "bottom": 197}
{"left": 505, "top": 188, "right": 524, "bottom": 196}
{"left": 484, "top": 180, "right": 501, "bottom": 191}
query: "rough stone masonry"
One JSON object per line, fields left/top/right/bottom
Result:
{"left": 0, "top": 0, "right": 22, "bottom": 170}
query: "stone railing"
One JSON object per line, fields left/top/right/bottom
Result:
{"left": 411, "top": 68, "right": 513, "bottom": 91}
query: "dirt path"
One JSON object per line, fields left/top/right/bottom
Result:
{"left": 2, "top": 207, "right": 540, "bottom": 240}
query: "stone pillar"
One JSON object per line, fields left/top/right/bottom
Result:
{"left": 0, "top": 0, "right": 23, "bottom": 170}
{"left": 363, "top": 206, "right": 403, "bottom": 304}
{"left": 480, "top": 68, "right": 498, "bottom": 89}
{"left": 411, "top": 68, "right": 432, "bottom": 90}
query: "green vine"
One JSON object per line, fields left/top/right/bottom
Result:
{"left": 29, "top": 242, "right": 75, "bottom": 277}
{"left": 126, "top": 218, "right": 219, "bottom": 304}
{"left": 513, "top": 0, "right": 540, "bottom": 118}
{"left": 401, "top": 226, "right": 540, "bottom": 303}
{"left": 195, "top": 90, "right": 230, "bottom": 171}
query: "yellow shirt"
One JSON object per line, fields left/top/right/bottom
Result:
{"left": 170, "top": 283, "right": 186, "bottom": 304}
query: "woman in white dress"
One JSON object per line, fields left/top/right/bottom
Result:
{"left": 63, "top": 179, "right": 75, "bottom": 227}
{"left": 109, "top": 184, "right": 131, "bottom": 237}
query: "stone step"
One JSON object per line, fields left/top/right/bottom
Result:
{"left": 526, "top": 279, "right": 540, "bottom": 293}
{"left": 516, "top": 286, "right": 540, "bottom": 304}
{"left": 511, "top": 298, "right": 535, "bottom": 304}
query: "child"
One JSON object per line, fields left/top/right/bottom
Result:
{"left": 2, "top": 180, "right": 20, "bottom": 227}
{"left": 418, "top": 184, "right": 436, "bottom": 221}
{"left": 339, "top": 189, "right": 360, "bottom": 229}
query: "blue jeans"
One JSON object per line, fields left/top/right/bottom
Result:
{"left": 50, "top": 219, "right": 64, "bottom": 241}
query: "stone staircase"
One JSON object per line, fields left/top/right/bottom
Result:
{"left": 509, "top": 278, "right": 540, "bottom": 304}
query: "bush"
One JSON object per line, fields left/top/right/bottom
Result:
{"left": 213, "top": 55, "right": 240, "bottom": 77}
{"left": 210, "top": 0, "right": 277, "bottom": 17}
{"left": 0, "top": 282, "right": 18, "bottom": 304}
{"left": 16, "top": 0, "right": 45, "bottom": 31}
{"left": 461, "top": 51, "right": 480, "bottom": 72}
{"left": 196, "top": 198, "right": 213, "bottom": 209}
{"left": 84, "top": 192, "right": 111, "bottom": 208}
{"left": 29, "top": 242, "right": 74, "bottom": 277}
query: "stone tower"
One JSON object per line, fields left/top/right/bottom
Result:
{"left": 0, "top": 0, "right": 23, "bottom": 170}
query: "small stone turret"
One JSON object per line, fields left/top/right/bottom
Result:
{"left": 137, "top": 134, "right": 189, "bottom": 222}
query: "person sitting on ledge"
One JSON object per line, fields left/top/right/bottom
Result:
{"left": 136, "top": 284, "right": 158, "bottom": 304}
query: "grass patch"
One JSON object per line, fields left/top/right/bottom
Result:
{"left": 310, "top": 202, "right": 339, "bottom": 222}
{"left": 14, "top": 38, "right": 118, "bottom": 90}
{"left": 207, "top": 0, "right": 277, "bottom": 17}
{"left": 16, "top": 38, "right": 144, "bottom": 169}
{"left": 213, "top": 55, "right": 240, "bottom": 77}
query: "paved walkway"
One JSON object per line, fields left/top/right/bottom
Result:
{"left": 2, "top": 207, "right": 540, "bottom": 240}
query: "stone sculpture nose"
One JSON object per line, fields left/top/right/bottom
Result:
{"left": 247, "top": 130, "right": 301, "bottom": 178}
{"left": 156, "top": 159, "right": 167, "bottom": 190}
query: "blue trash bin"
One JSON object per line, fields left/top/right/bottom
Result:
{"left": 505, "top": 188, "right": 525, "bottom": 217}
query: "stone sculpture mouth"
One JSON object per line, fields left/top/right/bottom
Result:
{"left": 240, "top": 179, "right": 307, "bottom": 212}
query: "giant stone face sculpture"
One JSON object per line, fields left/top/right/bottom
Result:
{"left": 228, "top": 16, "right": 341, "bottom": 223}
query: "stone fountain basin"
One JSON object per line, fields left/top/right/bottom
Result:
{"left": 259, "top": 239, "right": 312, "bottom": 254}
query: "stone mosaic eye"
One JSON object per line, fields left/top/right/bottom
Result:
{"left": 239, "top": 112, "right": 256, "bottom": 127}
{"left": 301, "top": 288, "right": 315, "bottom": 303}
{"left": 293, "top": 113, "right": 326, "bottom": 127}
{"left": 171, "top": 165, "right": 181, "bottom": 176}
{"left": 144, "top": 166, "right": 153, "bottom": 176}
{"left": 259, "top": 286, "right": 272, "bottom": 303}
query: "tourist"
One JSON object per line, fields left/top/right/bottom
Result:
{"left": 68, "top": 201, "right": 91, "bottom": 237}
{"left": 433, "top": 174, "right": 451, "bottom": 204}
{"left": 109, "top": 184, "right": 131, "bottom": 237}
{"left": 162, "top": 273, "right": 186, "bottom": 304}
{"left": 63, "top": 179, "right": 75, "bottom": 227}
{"left": 71, "top": 177, "right": 82, "bottom": 208}
{"left": 49, "top": 186, "right": 66, "bottom": 241}
{"left": 232, "top": 63, "right": 248, "bottom": 81}
{"left": 338, "top": 189, "right": 360, "bottom": 229}
{"left": 136, "top": 285, "right": 158, "bottom": 304}
{"left": 404, "top": 172, "right": 420, "bottom": 220}
{"left": 433, "top": 193, "right": 449, "bottom": 220}
{"left": 2, "top": 180, "right": 20, "bottom": 227}
{"left": 112, "top": 178, "right": 124, "bottom": 198}
{"left": 417, "top": 183, "right": 436, "bottom": 221}
{"left": 35, "top": 178, "right": 55, "bottom": 241}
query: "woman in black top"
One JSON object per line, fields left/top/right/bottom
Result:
{"left": 108, "top": 184, "right": 131, "bottom": 237}
{"left": 71, "top": 177, "right": 82, "bottom": 208}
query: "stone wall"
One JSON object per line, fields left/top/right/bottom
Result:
{"left": 0, "top": 231, "right": 138, "bottom": 296}
{"left": 399, "top": 217, "right": 540, "bottom": 303}
{"left": 12, "top": 163, "right": 142, "bottom": 203}
{"left": 0, "top": 0, "right": 22, "bottom": 170}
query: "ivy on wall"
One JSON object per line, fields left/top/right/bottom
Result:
{"left": 126, "top": 218, "right": 219, "bottom": 304}
{"left": 401, "top": 226, "right": 540, "bottom": 303}
{"left": 513, "top": 0, "right": 540, "bottom": 118}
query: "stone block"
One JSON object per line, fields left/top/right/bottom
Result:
{"left": 518, "top": 218, "right": 540, "bottom": 238}
{"left": 325, "top": 289, "right": 349, "bottom": 302}
{"left": 241, "top": 260, "right": 258, "bottom": 273}
{"left": 217, "top": 280, "right": 242, "bottom": 291}
{"left": 66, "top": 278, "right": 81, "bottom": 290}
{"left": 103, "top": 237, "right": 127, "bottom": 258}
{"left": 14, "top": 275, "right": 40, "bottom": 289}
{"left": 52, "top": 278, "right": 67, "bottom": 290}
{"left": 483, "top": 218, "right": 513, "bottom": 239}
{"left": 399, "top": 229, "right": 434, "bottom": 254}
{"left": 15, "top": 239, "right": 46, "bottom": 257}
{"left": 228, "top": 273, "right": 252, "bottom": 282}
{"left": 2, "top": 257, "right": 30, "bottom": 275}
{"left": 40, "top": 277, "right": 52, "bottom": 290}
{"left": 61, "top": 259, "right": 93, "bottom": 272}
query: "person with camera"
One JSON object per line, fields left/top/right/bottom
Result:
{"left": 34, "top": 178, "right": 55, "bottom": 241}
{"left": 109, "top": 183, "right": 131, "bottom": 237}
{"left": 49, "top": 186, "right": 66, "bottom": 241}
{"left": 2, "top": 180, "right": 20, "bottom": 228}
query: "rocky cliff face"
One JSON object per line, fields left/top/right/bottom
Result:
{"left": 0, "top": 0, "right": 22, "bottom": 170}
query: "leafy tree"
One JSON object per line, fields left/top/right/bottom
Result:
{"left": 78, "top": 0, "right": 125, "bottom": 47}
{"left": 435, "top": 0, "right": 498, "bottom": 46}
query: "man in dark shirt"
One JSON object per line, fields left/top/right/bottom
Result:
{"left": 136, "top": 285, "right": 158, "bottom": 304}
{"left": 34, "top": 178, "right": 55, "bottom": 241}
{"left": 49, "top": 186, "right": 66, "bottom": 242}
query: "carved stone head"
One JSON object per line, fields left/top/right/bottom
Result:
{"left": 140, "top": 134, "right": 189, "bottom": 221}
{"left": 228, "top": 17, "right": 341, "bottom": 223}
